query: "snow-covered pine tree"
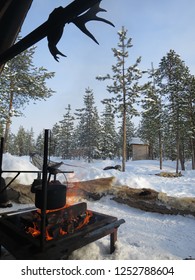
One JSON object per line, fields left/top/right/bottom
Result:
{"left": 6, "top": 132, "right": 15, "bottom": 154}
{"left": 26, "top": 127, "right": 35, "bottom": 155}
{"left": 72, "top": 125, "right": 84, "bottom": 159}
{"left": 58, "top": 104, "right": 75, "bottom": 159}
{"left": 100, "top": 103, "right": 117, "bottom": 159}
{"left": 35, "top": 131, "right": 44, "bottom": 155}
{"left": 13, "top": 126, "right": 35, "bottom": 156}
{"left": 50, "top": 123, "right": 61, "bottom": 157}
{"left": 182, "top": 75, "right": 195, "bottom": 169}
{"left": 156, "top": 50, "right": 191, "bottom": 172}
{"left": 15, "top": 126, "right": 26, "bottom": 156}
{"left": 96, "top": 26, "right": 143, "bottom": 171}
{"left": 139, "top": 64, "right": 165, "bottom": 168}
{"left": 0, "top": 41, "right": 55, "bottom": 151}
{"left": 118, "top": 114, "right": 135, "bottom": 160}
{"left": 75, "top": 88, "right": 101, "bottom": 162}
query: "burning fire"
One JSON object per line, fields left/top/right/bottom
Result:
{"left": 26, "top": 207, "right": 93, "bottom": 241}
{"left": 26, "top": 222, "right": 40, "bottom": 238}
{"left": 66, "top": 183, "right": 84, "bottom": 205}
{"left": 26, "top": 179, "right": 92, "bottom": 240}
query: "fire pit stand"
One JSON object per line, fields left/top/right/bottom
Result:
{"left": 0, "top": 207, "right": 125, "bottom": 259}
{"left": 0, "top": 130, "right": 125, "bottom": 259}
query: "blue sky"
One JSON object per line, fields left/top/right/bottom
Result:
{"left": 11, "top": 0, "right": 195, "bottom": 136}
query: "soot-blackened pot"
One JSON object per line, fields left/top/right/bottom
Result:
{"left": 32, "top": 179, "right": 66, "bottom": 210}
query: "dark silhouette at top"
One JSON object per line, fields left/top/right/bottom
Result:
{"left": 0, "top": 0, "right": 114, "bottom": 65}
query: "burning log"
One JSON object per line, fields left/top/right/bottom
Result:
{"left": 23, "top": 202, "right": 93, "bottom": 240}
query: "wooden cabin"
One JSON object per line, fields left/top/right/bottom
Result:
{"left": 129, "top": 137, "right": 149, "bottom": 160}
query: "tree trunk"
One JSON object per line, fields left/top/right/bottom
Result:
{"left": 148, "top": 143, "right": 153, "bottom": 159}
{"left": 121, "top": 26, "right": 126, "bottom": 172}
{"left": 4, "top": 91, "right": 13, "bottom": 152}
{"left": 175, "top": 110, "right": 180, "bottom": 174}
{"left": 122, "top": 105, "right": 126, "bottom": 172}
{"left": 179, "top": 142, "right": 185, "bottom": 171}
{"left": 159, "top": 129, "right": 163, "bottom": 170}
{"left": 176, "top": 138, "right": 180, "bottom": 174}
{"left": 191, "top": 138, "right": 195, "bottom": 170}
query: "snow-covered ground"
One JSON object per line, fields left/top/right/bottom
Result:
{"left": 1, "top": 154, "right": 195, "bottom": 260}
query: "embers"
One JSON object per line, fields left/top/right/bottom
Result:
{"left": 22, "top": 202, "right": 93, "bottom": 240}
{"left": 0, "top": 207, "right": 125, "bottom": 259}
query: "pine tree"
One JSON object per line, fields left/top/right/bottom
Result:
{"left": 156, "top": 50, "right": 191, "bottom": 172}
{"left": 13, "top": 126, "right": 35, "bottom": 156}
{"left": 26, "top": 128, "right": 35, "bottom": 155}
{"left": 50, "top": 123, "right": 61, "bottom": 156}
{"left": 6, "top": 132, "right": 15, "bottom": 154}
{"left": 72, "top": 125, "right": 84, "bottom": 159}
{"left": 96, "top": 26, "right": 143, "bottom": 171}
{"left": 100, "top": 103, "right": 117, "bottom": 159}
{"left": 139, "top": 64, "right": 164, "bottom": 167}
{"left": 75, "top": 88, "right": 101, "bottom": 162}
{"left": 0, "top": 42, "right": 55, "bottom": 151}
{"left": 118, "top": 115, "right": 135, "bottom": 160}
{"left": 35, "top": 131, "right": 44, "bottom": 155}
{"left": 182, "top": 75, "right": 195, "bottom": 169}
{"left": 58, "top": 105, "right": 75, "bottom": 159}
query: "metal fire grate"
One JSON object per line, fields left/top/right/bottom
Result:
{"left": 0, "top": 206, "right": 125, "bottom": 259}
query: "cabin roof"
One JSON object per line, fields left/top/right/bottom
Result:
{"left": 129, "top": 137, "right": 148, "bottom": 145}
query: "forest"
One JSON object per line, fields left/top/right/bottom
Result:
{"left": 0, "top": 28, "right": 195, "bottom": 171}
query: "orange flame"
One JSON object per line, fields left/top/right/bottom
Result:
{"left": 76, "top": 210, "right": 93, "bottom": 230}
{"left": 26, "top": 180, "right": 92, "bottom": 240}
{"left": 66, "top": 183, "right": 84, "bottom": 205}
{"left": 26, "top": 209, "right": 93, "bottom": 241}
{"left": 26, "top": 222, "right": 40, "bottom": 237}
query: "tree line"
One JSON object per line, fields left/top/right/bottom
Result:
{"left": 1, "top": 28, "right": 195, "bottom": 171}
{"left": 138, "top": 50, "right": 195, "bottom": 171}
{"left": 6, "top": 90, "right": 135, "bottom": 162}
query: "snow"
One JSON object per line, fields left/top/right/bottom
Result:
{"left": 129, "top": 137, "right": 147, "bottom": 145}
{"left": 1, "top": 154, "right": 195, "bottom": 260}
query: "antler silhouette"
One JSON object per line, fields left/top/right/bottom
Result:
{"left": 47, "top": 2, "right": 114, "bottom": 61}
{"left": 72, "top": 3, "right": 115, "bottom": 45}
{"left": 47, "top": 7, "right": 67, "bottom": 61}
{"left": 0, "top": 0, "right": 114, "bottom": 65}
